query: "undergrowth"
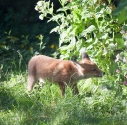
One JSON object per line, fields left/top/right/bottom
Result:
{"left": 1, "top": 68, "right": 127, "bottom": 125}
{"left": 1, "top": 0, "right": 127, "bottom": 124}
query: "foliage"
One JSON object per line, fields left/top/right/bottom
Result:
{"left": 113, "top": 0, "right": 127, "bottom": 24}
{"left": 35, "top": 0, "right": 127, "bottom": 87}
{"left": 1, "top": 0, "right": 127, "bottom": 124}
{"left": 1, "top": 71, "right": 127, "bottom": 125}
{"left": 0, "top": 7, "right": 59, "bottom": 66}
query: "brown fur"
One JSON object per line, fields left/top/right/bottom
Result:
{"left": 27, "top": 53, "right": 104, "bottom": 96}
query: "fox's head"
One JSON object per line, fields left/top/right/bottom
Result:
{"left": 74, "top": 52, "right": 104, "bottom": 79}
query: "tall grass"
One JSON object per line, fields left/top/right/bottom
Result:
{"left": 1, "top": 60, "right": 127, "bottom": 125}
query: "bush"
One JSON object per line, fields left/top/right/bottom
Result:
{"left": 35, "top": 0, "right": 127, "bottom": 93}
{"left": 0, "top": 6, "right": 59, "bottom": 72}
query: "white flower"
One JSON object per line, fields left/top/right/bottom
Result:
{"left": 115, "top": 58, "right": 119, "bottom": 62}
{"left": 39, "top": 15, "right": 43, "bottom": 20}
{"left": 123, "top": 57, "right": 127, "bottom": 63}
{"left": 124, "top": 41, "right": 127, "bottom": 48}
{"left": 114, "top": 43, "right": 117, "bottom": 46}
{"left": 116, "top": 54, "right": 120, "bottom": 59}
{"left": 35, "top": 6, "right": 38, "bottom": 11}
{"left": 115, "top": 54, "right": 121, "bottom": 62}
{"left": 37, "top": 1, "right": 42, "bottom": 6}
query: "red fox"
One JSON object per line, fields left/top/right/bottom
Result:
{"left": 27, "top": 52, "right": 104, "bottom": 96}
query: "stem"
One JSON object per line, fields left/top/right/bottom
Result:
{"left": 58, "top": 0, "right": 68, "bottom": 16}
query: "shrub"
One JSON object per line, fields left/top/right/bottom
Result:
{"left": 35, "top": 0, "right": 127, "bottom": 91}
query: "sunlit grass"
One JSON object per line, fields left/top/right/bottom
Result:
{"left": 1, "top": 71, "right": 127, "bottom": 125}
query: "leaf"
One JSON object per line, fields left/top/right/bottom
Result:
{"left": 57, "top": 6, "right": 69, "bottom": 12}
{"left": 99, "top": 33, "right": 108, "bottom": 40}
{"left": 81, "top": 25, "right": 96, "bottom": 36}
{"left": 112, "top": 0, "right": 127, "bottom": 23}
{"left": 118, "top": 8, "right": 127, "bottom": 24}
{"left": 81, "top": 10, "right": 92, "bottom": 19}
{"left": 72, "top": 8, "right": 82, "bottom": 22}
{"left": 107, "top": 0, "right": 111, "bottom": 4}
{"left": 87, "top": 44, "right": 93, "bottom": 50}
{"left": 113, "top": 1, "right": 127, "bottom": 16}
{"left": 109, "top": 62, "right": 118, "bottom": 74}
{"left": 122, "top": 25, "right": 127, "bottom": 31}
{"left": 50, "top": 26, "right": 59, "bottom": 33}
{"left": 115, "top": 33, "right": 124, "bottom": 49}
{"left": 86, "top": 38, "right": 93, "bottom": 43}
{"left": 48, "top": 13, "right": 64, "bottom": 22}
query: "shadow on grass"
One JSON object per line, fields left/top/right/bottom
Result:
{"left": 1, "top": 84, "right": 127, "bottom": 125}
{"left": 0, "top": 87, "right": 17, "bottom": 110}
{"left": 19, "top": 93, "right": 127, "bottom": 125}
{"left": 15, "top": 93, "right": 110, "bottom": 125}
{"left": 0, "top": 120, "right": 5, "bottom": 125}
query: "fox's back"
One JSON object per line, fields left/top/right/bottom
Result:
{"left": 28, "top": 55, "right": 77, "bottom": 83}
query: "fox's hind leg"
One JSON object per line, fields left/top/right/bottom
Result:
{"left": 27, "top": 75, "right": 37, "bottom": 91}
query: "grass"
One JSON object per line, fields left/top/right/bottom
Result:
{"left": 1, "top": 67, "right": 127, "bottom": 125}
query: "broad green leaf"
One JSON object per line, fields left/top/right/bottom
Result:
{"left": 113, "top": 1, "right": 127, "bottom": 15}
{"left": 109, "top": 62, "right": 118, "bottom": 74}
{"left": 118, "top": 8, "right": 127, "bottom": 24}
{"left": 115, "top": 33, "right": 124, "bottom": 49}
{"left": 113, "top": 0, "right": 127, "bottom": 23}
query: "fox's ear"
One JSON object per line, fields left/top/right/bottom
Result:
{"left": 82, "top": 52, "right": 90, "bottom": 60}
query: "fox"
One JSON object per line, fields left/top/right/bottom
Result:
{"left": 27, "top": 52, "right": 104, "bottom": 96}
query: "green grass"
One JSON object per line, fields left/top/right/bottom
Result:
{"left": 1, "top": 70, "right": 127, "bottom": 125}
